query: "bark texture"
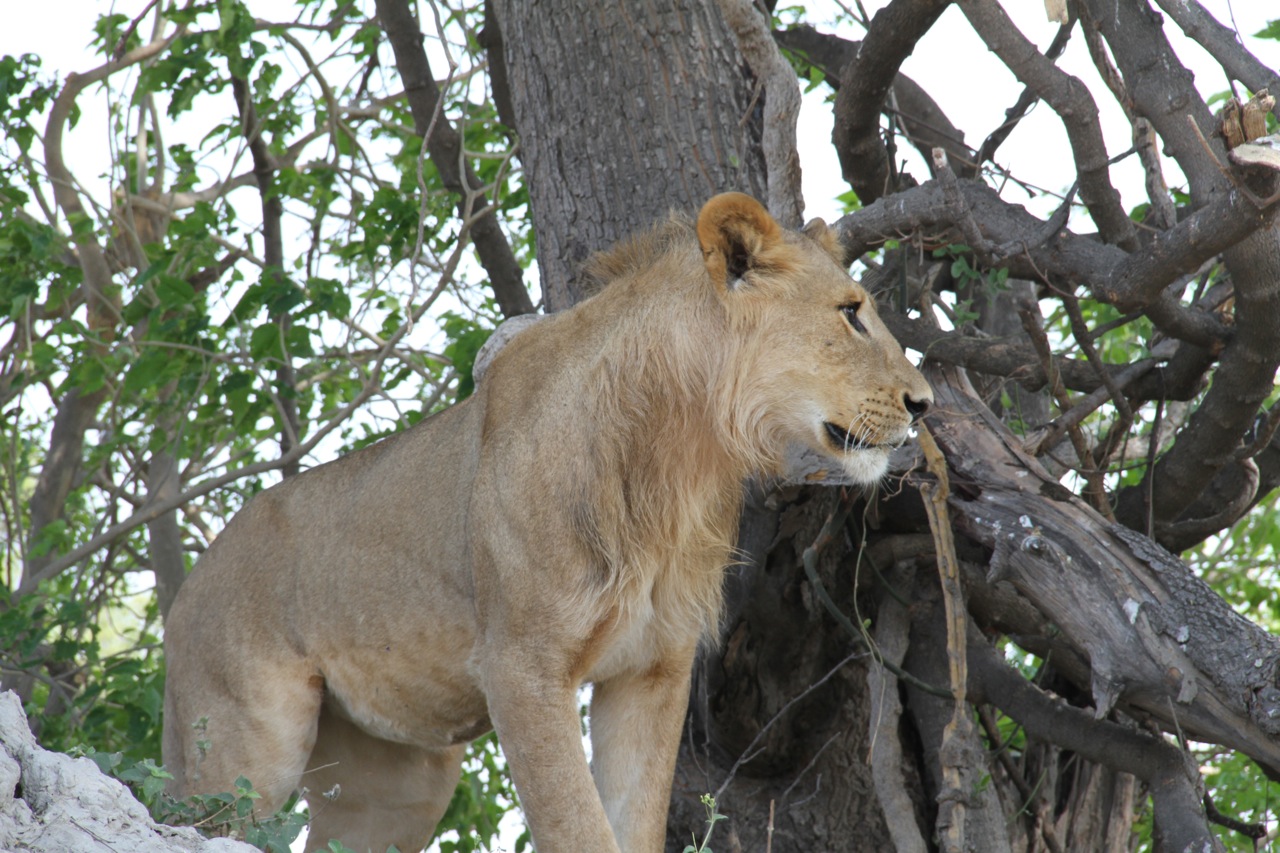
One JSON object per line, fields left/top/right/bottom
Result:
{"left": 491, "top": 0, "right": 767, "bottom": 310}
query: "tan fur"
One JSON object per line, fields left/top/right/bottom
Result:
{"left": 162, "top": 193, "right": 932, "bottom": 853}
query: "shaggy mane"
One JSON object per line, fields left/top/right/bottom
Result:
{"left": 579, "top": 214, "right": 697, "bottom": 296}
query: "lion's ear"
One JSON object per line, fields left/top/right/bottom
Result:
{"left": 802, "top": 217, "right": 848, "bottom": 267}
{"left": 696, "top": 192, "right": 782, "bottom": 292}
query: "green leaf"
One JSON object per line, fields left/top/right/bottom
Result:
{"left": 123, "top": 349, "right": 172, "bottom": 394}
{"left": 155, "top": 275, "right": 196, "bottom": 309}
{"left": 250, "top": 321, "right": 284, "bottom": 360}
{"left": 440, "top": 311, "right": 495, "bottom": 401}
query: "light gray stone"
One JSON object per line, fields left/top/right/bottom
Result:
{"left": 0, "top": 691, "right": 258, "bottom": 853}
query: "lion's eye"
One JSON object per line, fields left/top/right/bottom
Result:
{"left": 840, "top": 302, "right": 867, "bottom": 334}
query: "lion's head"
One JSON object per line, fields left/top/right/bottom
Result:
{"left": 692, "top": 192, "right": 933, "bottom": 484}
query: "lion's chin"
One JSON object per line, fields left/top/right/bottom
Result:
{"left": 836, "top": 446, "right": 891, "bottom": 485}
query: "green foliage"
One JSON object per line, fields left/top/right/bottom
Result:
{"left": 75, "top": 734, "right": 522, "bottom": 853}
{"left": 1, "top": 576, "right": 167, "bottom": 763}
{"left": 933, "top": 244, "right": 1010, "bottom": 293}
{"left": 440, "top": 308, "right": 497, "bottom": 401}
{"left": 929, "top": 243, "right": 1010, "bottom": 326}
{"left": 1198, "top": 750, "right": 1274, "bottom": 852}
{"left": 436, "top": 734, "right": 530, "bottom": 853}
{"left": 79, "top": 752, "right": 308, "bottom": 853}
{"left": 0, "top": 53, "right": 58, "bottom": 151}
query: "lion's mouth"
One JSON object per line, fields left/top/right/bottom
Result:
{"left": 824, "top": 421, "right": 873, "bottom": 451}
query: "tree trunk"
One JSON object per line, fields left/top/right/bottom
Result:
{"left": 490, "top": 0, "right": 767, "bottom": 310}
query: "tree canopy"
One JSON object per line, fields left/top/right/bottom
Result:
{"left": 2, "top": 0, "right": 1280, "bottom": 851}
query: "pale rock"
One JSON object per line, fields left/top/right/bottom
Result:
{"left": 0, "top": 690, "right": 257, "bottom": 853}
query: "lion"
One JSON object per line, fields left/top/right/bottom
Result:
{"left": 162, "top": 192, "right": 933, "bottom": 853}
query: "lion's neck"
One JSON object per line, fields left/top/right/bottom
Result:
{"left": 568, "top": 285, "right": 764, "bottom": 634}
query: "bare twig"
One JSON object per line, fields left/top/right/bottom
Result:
{"left": 958, "top": 0, "right": 1138, "bottom": 250}
{"left": 1016, "top": 303, "right": 1114, "bottom": 519}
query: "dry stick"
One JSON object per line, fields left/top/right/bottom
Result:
{"left": 867, "top": 592, "right": 929, "bottom": 853}
{"left": 915, "top": 424, "right": 969, "bottom": 853}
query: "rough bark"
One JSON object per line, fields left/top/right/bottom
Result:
{"left": 921, "top": 364, "right": 1280, "bottom": 771}
{"left": 491, "top": 0, "right": 767, "bottom": 310}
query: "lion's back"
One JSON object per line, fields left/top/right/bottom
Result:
{"left": 166, "top": 395, "right": 486, "bottom": 657}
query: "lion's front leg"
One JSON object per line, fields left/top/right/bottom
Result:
{"left": 483, "top": 655, "right": 622, "bottom": 853}
{"left": 589, "top": 645, "right": 697, "bottom": 852}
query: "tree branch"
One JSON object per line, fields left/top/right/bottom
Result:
{"left": 1080, "top": 0, "right": 1280, "bottom": 534}
{"left": 21, "top": 25, "right": 187, "bottom": 597}
{"left": 776, "top": 25, "right": 972, "bottom": 178}
{"left": 1151, "top": 0, "right": 1280, "bottom": 101}
{"left": 231, "top": 72, "right": 301, "bottom": 478}
{"left": 835, "top": 174, "right": 1269, "bottom": 332}
{"left": 919, "top": 365, "right": 1280, "bottom": 775}
{"left": 374, "top": 0, "right": 533, "bottom": 318}
{"left": 974, "top": 22, "right": 1073, "bottom": 168}
{"left": 717, "top": 0, "right": 803, "bottom": 226}
{"left": 957, "top": 0, "right": 1137, "bottom": 250}
{"left": 1077, "top": 0, "right": 1222, "bottom": 202}
{"left": 965, "top": 625, "right": 1215, "bottom": 852}
{"left": 831, "top": 0, "right": 950, "bottom": 204}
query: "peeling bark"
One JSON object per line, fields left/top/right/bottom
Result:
{"left": 922, "top": 364, "right": 1280, "bottom": 771}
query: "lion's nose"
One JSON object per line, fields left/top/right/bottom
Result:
{"left": 904, "top": 393, "right": 930, "bottom": 423}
